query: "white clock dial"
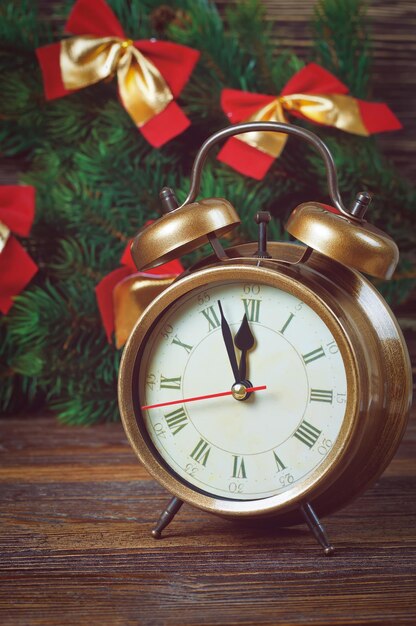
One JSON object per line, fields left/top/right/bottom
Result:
{"left": 137, "top": 280, "right": 348, "bottom": 500}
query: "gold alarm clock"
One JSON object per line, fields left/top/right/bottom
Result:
{"left": 118, "top": 122, "right": 412, "bottom": 554}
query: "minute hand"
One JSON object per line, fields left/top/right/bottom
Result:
{"left": 218, "top": 300, "right": 240, "bottom": 383}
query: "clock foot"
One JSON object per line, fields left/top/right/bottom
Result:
{"left": 151, "top": 496, "right": 184, "bottom": 539}
{"left": 300, "top": 502, "right": 335, "bottom": 556}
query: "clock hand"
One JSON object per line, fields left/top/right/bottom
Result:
{"left": 234, "top": 314, "right": 255, "bottom": 381}
{"left": 141, "top": 385, "right": 267, "bottom": 410}
{"left": 217, "top": 300, "right": 240, "bottom": 382}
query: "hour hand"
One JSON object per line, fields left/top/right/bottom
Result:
{"left": 234, "top": 314, "right": 255, "bottom": 381}
{"left": 217, "top": 300, "right": 240, "bottom": 383}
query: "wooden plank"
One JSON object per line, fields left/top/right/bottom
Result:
{"left": 0, "top": 404, "right": 415, "bottom": 625}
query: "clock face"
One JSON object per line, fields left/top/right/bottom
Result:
{"left": 134, "top": 278, "right": 349, "bottom": 501}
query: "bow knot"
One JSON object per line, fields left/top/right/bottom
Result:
{"left": 218, "top": 63, "right": 402, "bottom": 179}
{"left": 36, "top": 0, "right": 200, "bottom": 147}
{"left": 60, "top": 34, "right": 173, "bottom": 126}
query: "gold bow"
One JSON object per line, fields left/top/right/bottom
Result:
{"left": 240, "top": 94, "right": 368, "bottom": 158}
{"left": 60, "top": 36, "right": 173, "bottom": 126}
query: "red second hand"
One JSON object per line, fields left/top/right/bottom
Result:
{"left": 141, "top": 385, "right": 267, "bottom": 411}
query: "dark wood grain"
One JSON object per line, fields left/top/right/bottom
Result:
{"left": 0, "top": 394, "right": 415, "bottom": 625}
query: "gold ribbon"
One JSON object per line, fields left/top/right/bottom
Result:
{"left": 239, "top": 94, "right": 368, "bottom": 158}
{"left": 113, "top": 274, "right": 177, "bottom": 348}
{"left": 0, "top": 220, "right": 11, "bottom": 255}
{"left": 60, "top": 36, "right": 173, "bottom": 126}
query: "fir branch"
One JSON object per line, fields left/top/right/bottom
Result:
{"left": 225, "top": 0, "right": 276, "bottom": 93}
{"left": 313, "top": 0, "right": 371, "bottom": 97}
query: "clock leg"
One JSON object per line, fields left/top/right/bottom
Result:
{"left": 300, "top": 502, "right": 335, "bottom": 556}
{"left": 151, "top": 496, "right": 184, "bottom": 539}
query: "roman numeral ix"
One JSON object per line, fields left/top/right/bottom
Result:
{"left": 160, "top": 375, "right": 181, "bottom": 390}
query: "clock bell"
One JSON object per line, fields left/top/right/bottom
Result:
{"left": 131, "top": 122, "right": 398, "bottom": 282}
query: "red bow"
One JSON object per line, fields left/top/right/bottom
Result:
{"left": 217, "top": 63, "right": 402, "bottom": 179}
{"left": 36, "top": 0, "right": 200, "bottom": 147}
{"left": 0, "top": 187, "right": 38, "bottom": 315}
{"left": 96, "top": 238, "right": 183, "bottom": 347}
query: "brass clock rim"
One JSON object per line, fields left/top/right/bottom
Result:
{"left": 119, "top": 263, "right": 361, "bottom": 518}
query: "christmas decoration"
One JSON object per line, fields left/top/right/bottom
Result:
{"left": 0, "top": 186, "right": 37, "bottom": 314}
{"left": 0, "top": 0, "right": 414, "bottom": 424}
{"left": 218, "top": 63, "right": 402, "bottom": 179}
{"left": 36, "top": 0, "right": 200, "bottom": 147}
{"left": 96, "top": 240, "right": 183, "bottom": 348}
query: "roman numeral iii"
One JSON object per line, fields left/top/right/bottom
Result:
{"left": 294, "top": 420, "right": 322, "bottom": 448}
{"left": 242, "top": 298, "right": 261, "bottom": 322}
{"left": 310, "top": 389, "right": 333, "bottom": 403}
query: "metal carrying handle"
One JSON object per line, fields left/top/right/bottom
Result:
{"left": 180, "top": 122, "right": 368, "bottom": 220}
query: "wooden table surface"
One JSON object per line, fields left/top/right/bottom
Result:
{"left": 0, "top": 397, "right": 415, "bottom": 625}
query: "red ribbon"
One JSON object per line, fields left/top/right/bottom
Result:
{"left": 95, "top": 237, "right": 183, "bottom": 344}
{"left": 217, "top": 63, "right": 402, "bottom": 179}
{"left": 36, "top": 0, "right": 200, "bottom": 147}
{"left": 0, "top": 186, "right": 38, "bottom": 315}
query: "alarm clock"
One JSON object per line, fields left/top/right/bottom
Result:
{"left": 118, "top": 122, "right": 412, "bottom": 554}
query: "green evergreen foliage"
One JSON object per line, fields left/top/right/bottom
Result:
{"left": 0, "top": 0, "right": 414, "bottom": 422}
{"left": 313, "top": 0, "right": 371, "bottom": 97}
